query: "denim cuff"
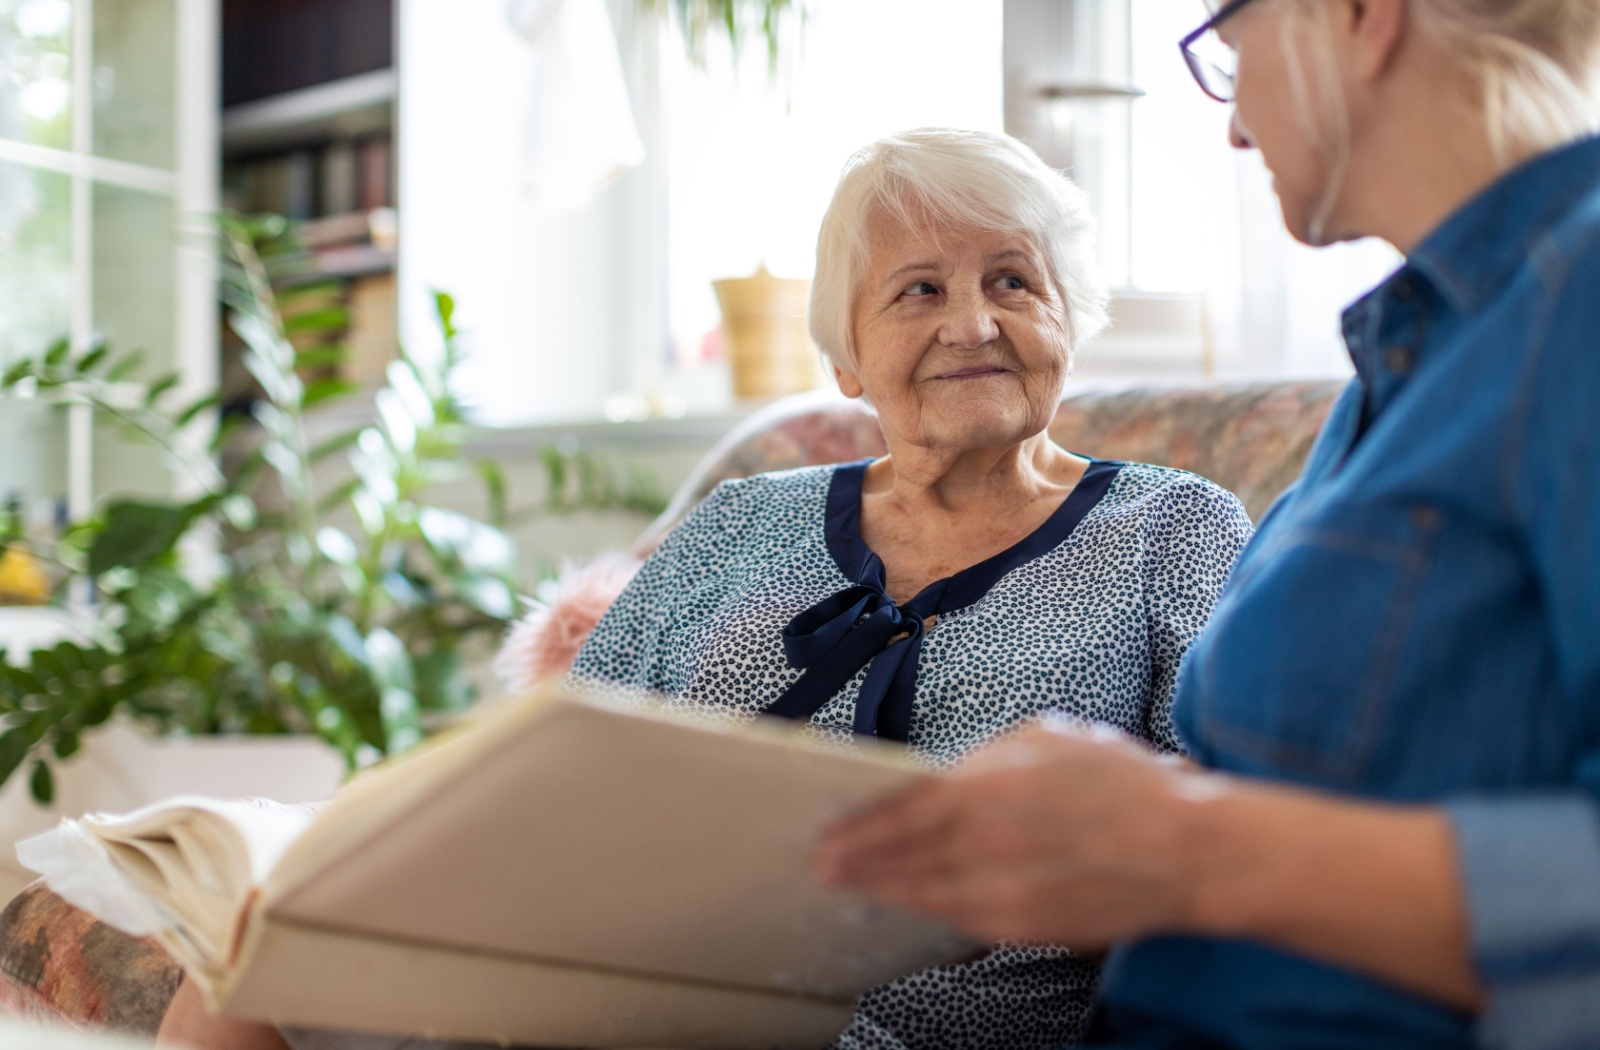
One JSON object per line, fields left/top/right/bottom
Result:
{"left": 1446, "top": 795, "right": 1600, "bottom": 1050}
{"left": 1474, "top": 969, "right": 1600, "bottom": 1050}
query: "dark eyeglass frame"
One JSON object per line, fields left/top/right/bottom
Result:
{"left": 1179, "top": 0, "right": 1261, "bottom": 103}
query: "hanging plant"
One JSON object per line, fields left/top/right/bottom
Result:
{"left": 667, "top": 0, "right": 803, "bottom": 68}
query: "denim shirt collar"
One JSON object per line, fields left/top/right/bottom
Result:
{"left": 1340, "top": 134, "right": 1600, "bottom": 418}
{"left": 1408, "top": 133, "right": 1600, "bottom": 315}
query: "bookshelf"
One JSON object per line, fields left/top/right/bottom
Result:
{"left": 220, "top": 0, "right": 398, "bottom": 395}
{"left": 221, "top": 68, "right": 397, "bottom": 153}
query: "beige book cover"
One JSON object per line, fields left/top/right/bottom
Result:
{"left": 19, "top": 688, "right": 975, "bottom": 1049}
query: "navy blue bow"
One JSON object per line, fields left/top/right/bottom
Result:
{"left": 765, "top": 572, "right": 948, "bottom": 742}
{"left": 764, "top": 457, "right": 1122, "bottom": 743}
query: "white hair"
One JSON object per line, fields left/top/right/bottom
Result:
{"left": 807, "top": 128, "right": 1110, "bottom": 370}
{"left": 1282, "top": 0, "right": 1600, "bottom": 241}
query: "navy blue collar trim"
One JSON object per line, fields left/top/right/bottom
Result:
{"left": 761, "top": 457, "right": 1122, "bottom": 743}
{"left": 823, "top": 457, "right": 1123, "bottom": 610}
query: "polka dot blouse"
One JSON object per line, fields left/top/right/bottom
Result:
{"left": 570, "top": 459, "right": 1254, "bottom": 1050}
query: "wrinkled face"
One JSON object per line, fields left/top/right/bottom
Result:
{"left": 1223, "top": 3, "right": 1345, "bottom": 244}
{"left": 838, "top": 208, "right": 1072, "bottom": 454}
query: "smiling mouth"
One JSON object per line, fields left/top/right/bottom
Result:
{"left": 933, "top": 365, "right": 1011, "bottom": 381}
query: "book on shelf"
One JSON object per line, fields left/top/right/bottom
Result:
{"left": 357, "top": 136, "right": 392, "bottom": 212}
{"left": 319, "top": 141, "right": 359, "bottom": 217}
{"left": 18, "top": 687, "right": 971, "bottom": 1049}
{"left": 281, "top": 150, "right": 317, "bottom": 221}
{"left": 226, "top": 133, "right": 394, "bottom": 220}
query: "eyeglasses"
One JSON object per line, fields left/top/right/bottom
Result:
{"left": 1179, "top": 0, "right": 1260, "bottom": 103}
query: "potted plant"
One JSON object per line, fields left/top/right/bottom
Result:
{"left": 0, "top": 219, "right": 529, "bottom": 899}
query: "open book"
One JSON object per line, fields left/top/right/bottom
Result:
{"left": 18, "top": 688, "right": 974, "bottom": 1049}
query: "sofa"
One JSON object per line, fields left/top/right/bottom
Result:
{"left": 0, "top": 379, "right": 1342, "bottom": 1041}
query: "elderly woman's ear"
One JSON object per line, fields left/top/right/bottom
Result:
{"left": 831, "top": 359, "right": 865, "bottom": 400}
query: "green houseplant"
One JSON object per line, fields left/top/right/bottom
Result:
{"left": 0, "top": 216, "right": 662, "bottom": 803}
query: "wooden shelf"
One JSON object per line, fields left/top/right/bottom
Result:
{"left": 222, "top": 68, "right": 397, "bottom": 155}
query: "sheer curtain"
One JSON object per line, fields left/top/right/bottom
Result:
{"left": 400, "top": 0, "right": 1004, "bottom": 427}
{"left": 398, "top": 0, "right": 668, "bottom": 428}
{"left": 1124, "top": 0, "right": 1398, "bottom": 379}
{"left": 660, "top": 0, "right": 1005, "bottom": 412}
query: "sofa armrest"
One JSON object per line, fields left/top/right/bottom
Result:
{"left": 0, "top": 881, "right": 181, "bottom": 1038}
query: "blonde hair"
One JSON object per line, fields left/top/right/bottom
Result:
{"left": 1284, "top": 0, "right": 1600, "bottom": 240}
{"left": 1411, "top": 0, "right": 1600, "bottom": 159}
{"left": 808, "top": 128, "right": 1109, "bottom": 370}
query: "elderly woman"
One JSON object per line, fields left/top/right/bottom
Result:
{"left": 818, "top": 3, "right": 1600, "bottom": 1050}
{"left": 159, "top": 129, "right": 1253, "bottom": 1050}
{"left": 575, "top": 127, "right": 1253, "bottom": 1049}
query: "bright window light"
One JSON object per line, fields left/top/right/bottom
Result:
{"left": 663, "top": 0, "right": 1004, "bottom": 372}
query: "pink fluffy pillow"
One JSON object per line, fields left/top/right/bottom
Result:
{"left": 495, "top": 552, "right": 643, "bottom": 692}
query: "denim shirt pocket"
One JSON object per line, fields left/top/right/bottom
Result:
{"left": 1192, "top": 502, "right": 1445, "bottom": 786}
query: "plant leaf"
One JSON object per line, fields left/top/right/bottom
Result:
{"left": 89, "top": 501, "right": 196, "bottom": 575}
{"left": 0, "top": 726, "right": 33, "bottom": 787}
{"left": 417, "top": 507, "right": 516, "bottom": 578}
{"left": 76, "top": 345, "right": 109, "bottom": 374}
{"left": 309, "top": 426, "right": 365, "bottom": 464}
{"left": 364, "top": 628, "right": 415, "bottom": 693}
{"left": 29, "top": 760, "right": 53, "bottom": 805}
{"left": 144, "top": 372, "right": 181, "bottom": 406}
{"left": 53, "top": 728, "right": 80, "bottom": 761}
{"left": 104, "top": 350, "right": 147, "bottom": 382}
{"left": 376, "top": 388, "right": 418, "bottom": 453}
{"left": 175, "top": 392, "right": 222, "bottom": 428}
{"left": 303, "top": 377, "right": 357, "bottom": 409}
{"left": 315, "top": 477, "right": 362, "bottom": 516}
{"left": 432, "top": 291, "right": 457, "bottom": 340}
{"left": 385, "top": 359, "right": 436, "bottom": 429}
{"left": 274, "top": 279, "right": 343, "bottom": 305}
{"left": 475, "top": 459, "right": 508, "bottom": 527}
{"left": 293, "top": 345, "right": 348, "bottom": 371}
{"left": 284, "top": 308, "right": 349, "bottom": 337}
{"left": 316, "top": 526, "right": 359, "bottom": 566}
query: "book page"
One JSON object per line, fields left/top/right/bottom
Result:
{"left": 18, "top": 796, "right": 320, "bottom": 974}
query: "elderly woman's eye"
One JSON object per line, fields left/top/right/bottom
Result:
{"left": 998, "top": 274, "right": 1026, "bottom": 291}
{"left": 904, "top": 281, "right": 938, "bottom": 297}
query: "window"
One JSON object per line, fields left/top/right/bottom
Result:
{"left": 409, "top": 0, "right": 1389, "bottom": 429}
{"left": 404, "top": 0, "right": 1002, "bottom": 427}
{"left": 0, "top": 0, "right": 216, "bottom": 515}
{"left": 663, "top": 0, "right": 1004, "bottom": 394}
{"left": 1004, "top": 0, "right": 1399, "bottom": 379}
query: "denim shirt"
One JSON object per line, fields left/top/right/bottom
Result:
{"left": 1091, "top": 135, "right": 1600, "bottom": 1050}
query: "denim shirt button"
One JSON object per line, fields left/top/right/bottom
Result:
{"left": 1411, "top": 505, "right": 1443, "bottom": 531}
{"left": 1386, "top": 345, "right": 1416, "bottom": 374}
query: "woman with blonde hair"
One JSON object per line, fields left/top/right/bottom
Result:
{"left": 818, "top": 1, "right": 1600, "bottom": 1048}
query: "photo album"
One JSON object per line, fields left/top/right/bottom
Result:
{"left": 18, "top": 687, "right": 974, "bottom": 1049}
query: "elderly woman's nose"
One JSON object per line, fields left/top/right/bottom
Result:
{"left": 940, "top": 288, "right": 1002, "bottom": 349}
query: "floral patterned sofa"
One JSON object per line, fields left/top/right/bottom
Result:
{"left": 0, "top": 379, "right": 1342, "bottom": 1041}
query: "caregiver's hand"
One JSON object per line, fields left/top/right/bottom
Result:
{"left": 816, "top": 719, "right": 1201, "bottom": 947}
{"left": 814, "top": 717, "right": 1487, "bottom": 1011}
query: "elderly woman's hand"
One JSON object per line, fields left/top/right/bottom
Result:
{"left": 813, "top": 719, "right": 1207, "bottom": 948}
